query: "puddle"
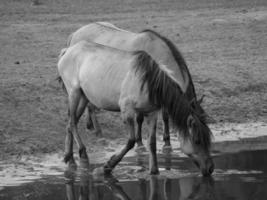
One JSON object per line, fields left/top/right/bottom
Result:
{"left": 1, "top": 122, "right": 266, "bottom": 187}
{"left": 0, "top": 153, "right": 66, "bottom": 187}
{"left": 1, "top": 123, "right": 267, "bottom": 199}
{"left": 1, "top": 149, "right": 267, "bottom": 200}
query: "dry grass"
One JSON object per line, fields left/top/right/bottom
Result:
{"left": 0, "top": 0, "right": 266, "bottom": 158}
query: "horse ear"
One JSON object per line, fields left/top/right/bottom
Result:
{"left": 187, "top": 115, "right": 194, "bottom": 128}
{"left": 197, "top": 95, "right": 205, "bottom": 105}
{"left": 189, "top": 98, "right": 196, "bottom": 107}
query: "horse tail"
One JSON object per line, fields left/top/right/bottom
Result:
{"left": 66, "top": 32, "right": 74, "bottom": 46}
{"left": 56, "top": 47, "right": 68, "bottom": 94}
{"left": 59, "top": 47, "right": 68, "bottom": 59}
{"left": 56, "top": 75, "right": 67, "bottom": 94}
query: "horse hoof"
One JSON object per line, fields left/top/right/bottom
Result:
{"left": 103, "top": 165, "right": 113, "bottom": 175}
{"left": 135, "top": 145, "right": 147, "bottom": 154}
{"left": 93, "top": 166, "right": 105, "bottom": 176}
{"left": 79, "top": 147, "right": 89, "bottom": 160}
{"left": 79, "top": 158, "right": 89, "bottom": 170}
{"left": 64, "top": 153, "right": 74, "bottom": 163}
{"left": 162, "top": 145, "right": 172, "bottom": 154}
{"left": 150, "top": 168, "right": 159, "bottom": 175}
{"left": 64, "top": 168, "right": 76, "bottom": 182}
{"left": 67, "top": 160, "right": 77, "bottom": 171}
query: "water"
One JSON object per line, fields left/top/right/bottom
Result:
{"left": 1, "top": 149, "right": 267, "bottom": 200}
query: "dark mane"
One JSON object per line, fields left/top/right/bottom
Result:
{"left": 141, "top": 29, "right": 210, "bottom": 123}
{"left": 141, "top": 29, "right": 197, "bottom": 101}
{"left": 133, "top": 51, "right": 211, "bottom": 150}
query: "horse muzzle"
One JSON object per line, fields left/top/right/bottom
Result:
{"left": 201, "top": 157, "right": 214, "bottom": 177}
{"left": 193, "top": 156, "right": 214, "bottom": 177}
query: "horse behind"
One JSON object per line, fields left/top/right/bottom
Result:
{"left": 57, "top": 40, "right": 214, "bottom": 176}
{"left": 67, "top": 22, "right": 202, "bottom": 153}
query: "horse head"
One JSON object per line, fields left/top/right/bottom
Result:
{"left": 180, "top": 99, "right": 214, "bottom": 176}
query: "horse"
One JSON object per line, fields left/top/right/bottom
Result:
{"left": 66, "top": 22, "right": 205, "bottom": 153}
{"left": 57, "top": 40, "right": 214, "bottom": 176}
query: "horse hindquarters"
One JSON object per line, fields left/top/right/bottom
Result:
{"left": 58, "top": 49, "right": 89, "bottom": 165}
{"left": 65, "top": 89, "right": 89, "bottom": 162}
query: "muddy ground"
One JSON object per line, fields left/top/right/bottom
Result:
{"left": 0, "top": 0, "right": 267, "bottom": 163}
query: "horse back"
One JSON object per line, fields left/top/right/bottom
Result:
{"left": 69, "top": 22, "right": 138, "bottom": 49}
{"left": 69, "top": 22, "right": 190, "bottom": 94}
{"left": 60, "top": 41, "right": 146, "bottom": 111}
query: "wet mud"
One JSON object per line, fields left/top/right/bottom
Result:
{"left": 1, "top": 148, "right": 267, "bottom": 200}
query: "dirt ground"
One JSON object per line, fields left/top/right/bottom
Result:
{"left": 0, "top": 0, "right": 267, "bottom": 161}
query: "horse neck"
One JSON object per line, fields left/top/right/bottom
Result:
{"left": 138, "top": 31, "right": 190, "bottom": 94}
{"left": 134, "top": 52, "right": 192, "bottom": 130}
{"left": 155, "top": 40, "right": 197, "bottom": 102}
{"left": 185, "top": 80, "right": 197, "bottom": 100}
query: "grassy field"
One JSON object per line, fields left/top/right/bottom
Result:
{"left": 0, "top": 0, "right": 266, "bottom": 159}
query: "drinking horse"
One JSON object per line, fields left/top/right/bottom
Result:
{"left": 57, "top": 41, "right": 214, "bottom": 176}
{"left": 66, "top": 22, "right": 206, "bottom": 153}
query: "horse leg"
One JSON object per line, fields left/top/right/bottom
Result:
{"left": 67, "top": 89, "right": 89, "bottom": 162}
{"left": 103, "top": 100, "right": 136, "bottom": 174}
{"left": 65, "top": 172, "right": 76, "bottom": 200}
{"left": 162, "top": 108, "right": 172, "bottom": 153}
{"left": 64, "top": 97, "right": 78, "bottom": 168}
{"left": 76, "top": 94, "right": 91, "bottom": 168}
{"left": 163, "top": 177, "right": 172, "bottom": 200}
{"left": 135, "top": 113, "right": 147, "bottom": 153}
{"left": 147, "top": 112, "right": 159, "bottom": 174}
{"left": 149, "top": 176, "right": 159, "bottom": 200}
{"left": 64, "top": 116, "right": 76, "bottom": 168}
{"left": 76, "top": 93, "right": 88, "bottom": 120}
{"left": 87, "top": 103, "right": 102, "bottom": 137}
{"left": 65, "top": 93, "right": 88, "bottom": 167}
{"left": 86, "top": 104, "right": 94, "bottom": 130}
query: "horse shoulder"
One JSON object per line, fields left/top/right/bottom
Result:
{"left": 119, "top": 66, "right": 152, "bottom": 113}
{"left": 133, "top": 32, "right": 167, "bottom": 61}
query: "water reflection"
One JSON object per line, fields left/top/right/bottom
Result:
{"left": 64, "top": 161, "right": 216, "bottom": 200}
{"left": 65, "top": 161, "right": 97, "bottom": 200}
{"left": 136, "top": 152, "right": 173, "bottom": 171}
{"left": 63, "top": 150, "right": 267, "bottom": 200}
{"left": 2, "top": 150, "right": 267, "bottom": 200}
{"left": 133, "top": 149, "right": 267, "bottom": 176}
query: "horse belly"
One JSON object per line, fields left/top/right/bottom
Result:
{"left": 81, "top": 79, "right": 122, "bottom": 111}
{"left": 79, "top": 60, "right": 127, "bottom": 112}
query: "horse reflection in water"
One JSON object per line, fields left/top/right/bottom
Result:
{"left": 57, "top": 40, "right": 213, "bottom": 176}
{"left": 136, "top": 152, "right": 172, "bottom": 171}
{"left": 65, "top": 160, "right": 97, "bottom": 200}
{"left": 66, "top": 22, "right": 211, "bottom": 154}
{"left": 64, "top": 161, "right": 216, "bottom": 200}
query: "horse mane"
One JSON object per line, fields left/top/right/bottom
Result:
{"left": 141, "top": 29, "right": 197, "bottom": 100}
{"left": 133, "top": 51, "right": 211, "bottom": 150}
{"left": 141, "top": 30, "right": 211, "bottom": 123}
